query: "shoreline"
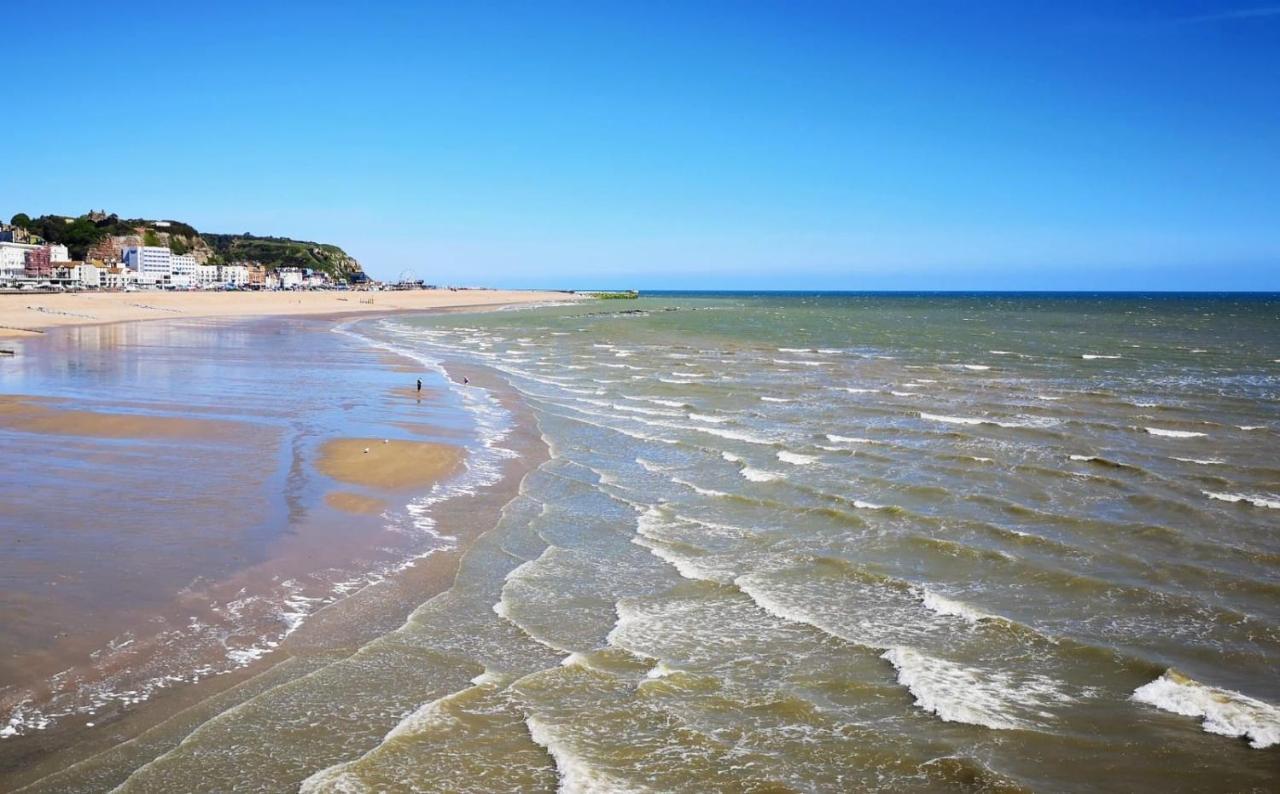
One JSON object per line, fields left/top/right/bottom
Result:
{"left": 0, "top": 307, "right": 550, "bottom": 790}
{"left": 0, "top": 288, "right": 582, "bottom": 337}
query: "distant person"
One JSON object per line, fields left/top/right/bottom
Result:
{"left": 463, "top": 377, "right": 469, "bottom": 385}
{"left": 416, "top": 378, "right": 422, "bottom": 393}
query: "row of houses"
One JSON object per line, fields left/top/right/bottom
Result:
{"left": 1, "top": 241, "right": 331, "bottom": 290}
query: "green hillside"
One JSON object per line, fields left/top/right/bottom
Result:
{"left": 8, "top": 211, "right": 364, "bottom": 280}
{"left": 201, "top": 234, "right": 362, "bottom": 278}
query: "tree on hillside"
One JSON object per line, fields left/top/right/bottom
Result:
{"left": 10, "top": 213, "right": 31, "bottom": 228}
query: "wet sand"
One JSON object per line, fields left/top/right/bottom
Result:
{"left": 0, "top": 310, "right": 547, "bottom": 790}
{"left": 0, "top": 288, "right": 580, "bottom": 337}
{"left": 324, "top": 492, "right": 388, "bottom": 515}
{"left": 0, "top": 395, "right": 244, "bottom": 439}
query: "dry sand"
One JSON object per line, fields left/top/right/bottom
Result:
{"left": 0, "top": 288, "right": 580, "bottom": 337}
{"left": 317, "top": 438, "right": 462, "bottom": 490}
{"left": 0, "top": 395, "right": 244, "bottom": 439}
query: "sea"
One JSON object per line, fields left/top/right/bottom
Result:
{"left": 11, "top": 292, "right": 1280, "bottom": 791}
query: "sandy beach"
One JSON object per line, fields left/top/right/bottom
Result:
{"left": 0, "top": 307, "right": 550, "bottom": 790}
{"left": 0, "top": 288, "right": 579, "bottom": 337}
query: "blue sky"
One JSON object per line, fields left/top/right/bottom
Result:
{"left": 4, "top": 1, "right": 1278, "bottom": 288}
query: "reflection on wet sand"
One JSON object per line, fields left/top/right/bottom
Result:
{"left": 0, "top": 313, "right": 521, "bottom": 789}
{"left": 325, "top": 492, "right": 388, "bottom": 515}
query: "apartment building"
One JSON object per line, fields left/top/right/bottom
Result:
{"left": 0, "top": 241, "right": 38, "bottom": 280}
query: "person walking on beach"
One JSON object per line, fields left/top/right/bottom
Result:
{"left": 416, "top": 378, "right": 422, "bottom": 393}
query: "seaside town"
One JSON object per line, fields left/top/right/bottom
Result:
{"left": 0, "top": 211, "right": 373, "bottom": 292}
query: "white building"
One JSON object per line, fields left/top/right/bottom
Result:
{"left": 220, "top": 264, "right": 249, "bottom": 287}
{"left": 101, "top": 268, "right": 139, "bottom": 290}
{"left": 278, "top": 268, "right": 304, "bottom": 289}
{"left": 170, "top": 253, "right": 198, "bottom": 288}
{"left": 60, "top": 263, "right": 102, "bottom": 288}
{"left": 0, "top": 242, "right": 39, "bottom": 280}
{"left": 123, "top": 245, "right": 172, "bottom": 285}
{"left": 196, "top": 264, "right": 221, "bottom": 288}
{"left": 49, "top": 244, "right": 70, "bottom": 263}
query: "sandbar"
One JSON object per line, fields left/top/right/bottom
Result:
{"left": 317, "top": 438, "right": 462, "bottom": 490}
{"left": 0, "top": 395, "right": 243, "bottom": 439}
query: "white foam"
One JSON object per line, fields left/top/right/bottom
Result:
{"left": 920, "top": 412, "right": 1037, "bottom": 429}
{"left": 852, "top": 500, "right": 888, "bottom": 510}
{"left": 1203, "top": 492, "right": 1280, "bottom": 509}
{"left": 635, "top": 458, "right": 675, "bottom": 474}
{"left": 613, "top": 403, "right": 681, "bottom": 418}
{"left": 826, "top": 434, "right": 873, "bottom": 444}
{"left": 1172, "top": 457, "right": 1224, "bottom": 465}
{"left": 741, "top": 467, "right": 781, "bottom": 482}
{"left": 1132, "top": 671, "right": 1280, "bottom": 749}
{"left": 760, "top": 396, "right": 793, "bottom": 403}
{"left": 881, "top": 647, "right": 1070, "bottom": 731}
{"left": 959, "top": 364, "right": 991, "bottom": 371}
{"left": 890, "top": 391, "right": 920, "bottom": 397}
{"left": 560, "top": 652, "right": 595, "bottom": 669}
{"left": 921, "top": 413, "right": 983, "bottom": 426}
{"left": 777, "top": 450, "right": 817, "bottom": 465}
{"left": 694, "top": 426, "right": 774, "bottom": 445}
{"left": 525, "top": 715, "right": 641, "bottom": 794}
{"left": 842, "top": 387, "right": 876, "bottom": 394}
{"left": 628, "top": 397, "right": 685, "bottom": 408}
{"left": 918, "top": 590, "right": 992, "bottom": 624}
{"left": 688, "top": 412, "right": 728, "bottom": 424}
{"left": 671, "top": 477, "right": 728, "bottom": 498}
{"left": 1238, "top": 425, "right": 1265, "bottom": 431}
{"left": 471, "top": 670, "right": 503, "bottom": 686}
{"left": 1144, "top": 427, "right": 1206, "bottom": 438}
{"left": 720, "top": 451, "right": 742, "bottom": 463}
{"left": 645, "top": 661, "right": 680, "bottom": 679}
{"left": 989, "top": 350, "right": 1016, "bottom": 356}
{"left": 1081, "top": 354, "right": 1122, "bottom": 360}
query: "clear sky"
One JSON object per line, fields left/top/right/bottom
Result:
{"left": 4, "top": 1, "right": 1278, "bottom": 289}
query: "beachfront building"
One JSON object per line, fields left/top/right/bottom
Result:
{"left": 196, "top": 263, "right": 220, "bottom": 288}
{"left": 0, "top": 241, "right": 38, "bottom": 280}
{"left": 278, "top": 268, "right": 304, "bottom": 289}
{"left": 56, "top": 262, "right": 102, "bottom": 288}
{"left": 24, "top": 246, "right": 54, "bottom": 278}
{"left": 220, "top": 264, "right": 249, "bottom": 287}
{"left": 170, "top": 253, "right": 197, "bottom": 288}
{"left": 247, "top": 263, "right": 266, "bottom": 289}
{"left": 101, "top": 267, "right": 138, "bottom": 290}
{"left": 123, "top": 245, "right": 171, "bottom": 286}
{"left": 49, "top": 244, "right": 70, "bottom": 263}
